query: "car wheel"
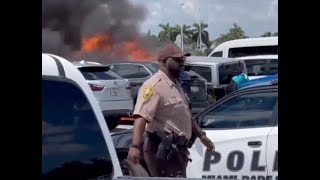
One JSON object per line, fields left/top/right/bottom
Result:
{"left": 120, "top": 159, "right": 149, "bottom": 177}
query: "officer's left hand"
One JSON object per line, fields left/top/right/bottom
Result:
{"left": 200, "top": 135, "right": 215, "bottom": 151}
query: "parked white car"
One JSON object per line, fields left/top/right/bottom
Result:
{"left": 72, "top": 60, "right": 134, "bottom": 130}
{"left": 208, "top": 37, "right": 278, "bottom": 58}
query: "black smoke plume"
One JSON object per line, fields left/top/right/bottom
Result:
{"left": 42, "top": 0, "right": 150, "bottom": 61}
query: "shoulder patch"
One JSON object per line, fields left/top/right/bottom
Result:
{"left": 142, "top": 86, "right": 154, "bottom": 100}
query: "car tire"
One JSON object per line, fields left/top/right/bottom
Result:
{"left": 105, "top": 116, "right": 120, "bottom": 130}
{"left": 120, "top": 159, "right": 149, "bottom": 177}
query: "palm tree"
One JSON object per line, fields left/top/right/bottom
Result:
{"left": 158, "top": 23, "right": 175, "bottom": 42}
{"left": 171, "top": 24, "right": 193, "bottom": 49}
{"left": 191, "top": 22, "right": 210, "bottom": 49}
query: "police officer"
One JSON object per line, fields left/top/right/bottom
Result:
{"left": 127, "top": 44, "right": 215, "bottom": 177}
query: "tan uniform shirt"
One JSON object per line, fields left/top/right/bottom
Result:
{"left": 133, "top": 70, "right": 192, "bottom": 139}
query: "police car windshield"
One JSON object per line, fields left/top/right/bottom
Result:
{"left": 42, "top": 79, "right": 114, "bottom": 179}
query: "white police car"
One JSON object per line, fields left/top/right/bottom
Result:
{"left": 187, "top": 81, "right": 278, "bottom": 180}
{"left": 111, "top": 80, "right": 278, "bottom": 180}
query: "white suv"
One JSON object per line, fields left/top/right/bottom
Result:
{"left": 72, "top": 60, "right": 134, "bottom": 130}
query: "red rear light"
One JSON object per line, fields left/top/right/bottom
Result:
{"left": 88, "top": 83, "right": 105, "bottom": 91}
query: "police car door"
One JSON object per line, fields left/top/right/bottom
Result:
{"left": 187, "top": 89, "right": 278, "bottom": 180}
{"left": 266, "top": 103, "right": 278, "bottom": 180}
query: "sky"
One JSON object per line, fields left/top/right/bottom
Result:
{"left": 128, "top": 0, "right": 278, "bottom": 40}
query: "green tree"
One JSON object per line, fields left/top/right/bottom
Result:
{"left": 158, "top": 23, "right": 176, "bottom": 42}
{"left": 191, "top": 22, "right": 210, "bottom": 49}
{"left": 204, "top": 48, "right": 213, "bottom": 56}
{"left": 212, "top": 23, "right": 247, "bottom": 47}
{"left": 261, "top": 32, "right": 272, "bottom": 37}
{"left": 261, "top": 32, "right": 278, "bottom": 37}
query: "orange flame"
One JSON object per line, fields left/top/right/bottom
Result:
{"left": 81, "top": 33, "right": 112, "bottom": 53}
{"left": 81, "top": 33, "right": 156, "bottom": 61}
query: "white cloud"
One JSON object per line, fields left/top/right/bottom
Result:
{"left": 129, "top": 0, "right": 278, "bottom": 39}
{"left": 179, "top": 0, "right": 198, "bottom": 17}
{"left": 151, "top": 10, "right": 158, "bottom": 16}
{"left": 215, "top": 4, "right": 224, "bottom": 12}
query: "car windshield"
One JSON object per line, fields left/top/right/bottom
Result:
{"left": 219, "top": 62, "right": 245, "bottom": 85}
{"left": 184, "top": 65, "right": 212, "bottom": 82}
{"left": 245, "top": 59, "right": 278, "bottom": 76}
{"left": 228, "top": 45, "right": 278, "bottom": 58}
{"left": 144, "top": 63, "right": 159, "bottom": 74}
{"left": 42, "top": 78, "right": 113, "bottom": 179}
{"left": 78, "top": 66, "right": 123, "bottom": 80}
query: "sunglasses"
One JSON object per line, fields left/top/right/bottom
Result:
{"left": 168, "top": 57, "right": 186, "bottom": 63}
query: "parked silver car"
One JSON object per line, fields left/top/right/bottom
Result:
{"left": 185, "top": 56, "right": 246, "bottom": 101}
{"left": 105, "top": 62, "right": 155, "bottom": 104}
{"left": 72, "top": 60, "right": 134, "bottom": 130}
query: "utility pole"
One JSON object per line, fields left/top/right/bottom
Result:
{"left": 180, "top": 3, "right": 184, "bottom": 52}
{"left": 199, "top": 7, "right": 202, "bottom": 51}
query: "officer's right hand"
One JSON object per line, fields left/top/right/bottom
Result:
{"left": 128, "top": 147, "right": 141, "bottom": 164}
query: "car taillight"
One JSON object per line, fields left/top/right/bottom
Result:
{"left": 88, "top": 83, "right": 105, "bottom": 91}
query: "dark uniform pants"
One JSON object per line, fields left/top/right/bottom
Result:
{"left": 143, "top": 133, "right": 189, "bottom": 177}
